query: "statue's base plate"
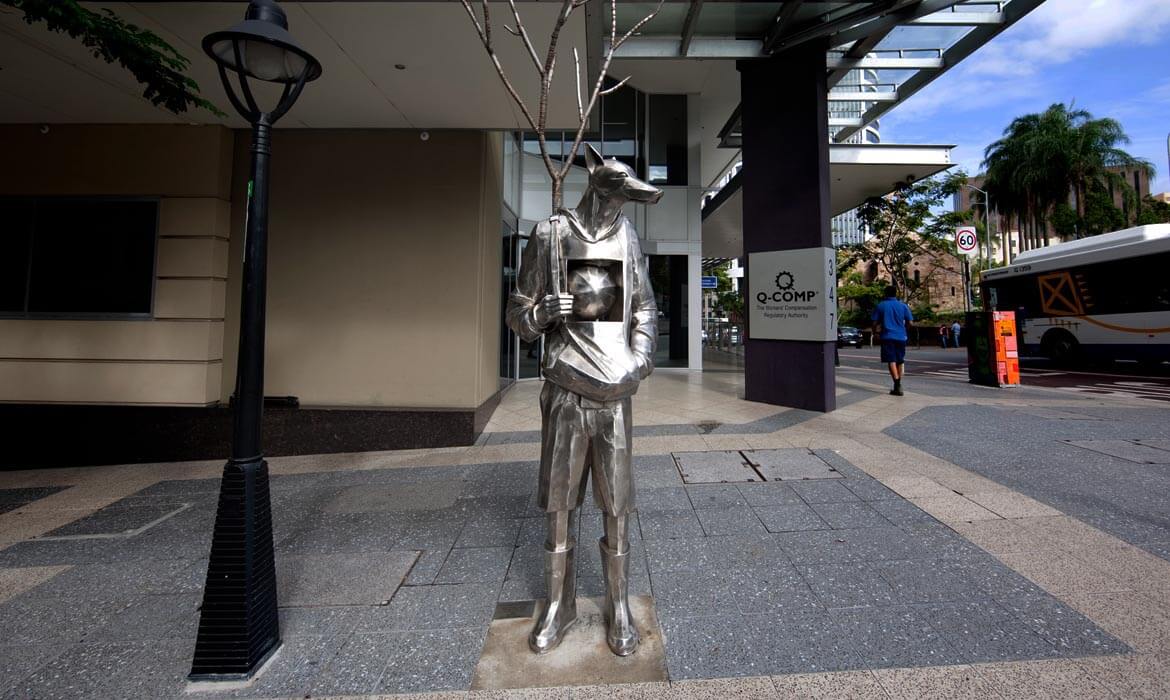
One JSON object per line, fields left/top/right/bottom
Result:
{"left": 471, "top": 595, "right": 668, "bottom": 690}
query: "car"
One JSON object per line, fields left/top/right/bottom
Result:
{"left": 837, "top": 326, "right": 862, "bottom": 348}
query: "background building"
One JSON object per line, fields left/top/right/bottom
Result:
{"left": 0, "top": 0, "right": 1043, "bottom": 465}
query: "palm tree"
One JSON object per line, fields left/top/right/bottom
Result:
{"left": 982, "top": 103, "right": 1153, "bottom": 246}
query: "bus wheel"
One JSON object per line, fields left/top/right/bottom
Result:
{"left": 1041, "top": 329, "right": 1079, "bottom": 366}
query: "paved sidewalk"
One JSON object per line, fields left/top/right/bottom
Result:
{"left": 1, "top": 370, "right": 1169, "bottom": 698}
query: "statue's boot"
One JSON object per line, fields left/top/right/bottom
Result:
{"left": 528, "top": 541, "right": 577, "bottom": 654}
{"left": 600, "top": 537, "right": 639, "bottom": 656}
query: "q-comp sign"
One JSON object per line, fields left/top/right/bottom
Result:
{"left": 748, "top": 247, "right": 836, "bottom": 342}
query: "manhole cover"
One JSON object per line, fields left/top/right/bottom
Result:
{"left": 742, "top": 449, "right": 842, "bottom": 481}
{"left": 672, "top": 451, "right": 760, "bottom": 483}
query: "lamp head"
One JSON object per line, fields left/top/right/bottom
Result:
{"left": 202, "top": 0, "right": 322, "bottom": 84}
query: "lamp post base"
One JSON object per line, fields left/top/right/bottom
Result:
{"left": 189, "top": 456, "right": 282, "bottom": 680}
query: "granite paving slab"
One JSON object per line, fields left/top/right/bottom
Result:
{"left": 0, "top": 450, "right": 1136, "bottom": 695}
{"left": 695, "top": 505, "right": 767, "bottom": 537}
{"left": 41, "top": 502, "right": 186, "bottom": 538}
{"left": 753, "top": 503, "right": 827, "bottom": 533}
{"left": 736, "top": 481, "right": 804, "bottom": 507}
{"left": 435, "top": 546, "right": 514, "bottom": 584}
{"left": 0, "top": 486, "right": 68, "bottom": 515}
{"left": 886, "top": 404, "right": 1170, "bottom": 563}
{"left": 276, "top": 550, "right": 418, "bottom": 605}
{"left": 3, "top": 641, "right": 146, "bottom": 700}
{"left": 354, "top": 582, "right": 500, "bottom": 632}
{"left": 686, "top": 483, "right": 748, "bottom": 509}
{"left": 1063, "top": 439, "right": 1170, "bottom": 464}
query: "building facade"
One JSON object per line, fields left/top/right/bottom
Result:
{"left": 0, "top": 0, "right": 1043, "bottom": 465}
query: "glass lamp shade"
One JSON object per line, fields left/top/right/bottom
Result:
{"left": 203, "top": 0, "right": 321, "bottom": 84}
{"left": 207, "top": 36, "right": 313, "bottom": 83}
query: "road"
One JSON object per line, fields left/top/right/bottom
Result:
{"left": 837, "top": 345, "right": 1170, "bottom": 403}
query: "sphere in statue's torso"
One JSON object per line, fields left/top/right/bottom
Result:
{"left": 568, "top": 264, "right": 619, "bottom": 321}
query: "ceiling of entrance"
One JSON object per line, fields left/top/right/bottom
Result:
{"left": 701, "top": 143, "right": 955, "bottom": 258}
{"left": 0, "top": 2, "right": 589, "bottom": 130}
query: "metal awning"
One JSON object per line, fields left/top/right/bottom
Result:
{"left": 700, "top": 142, "right": 954, "bottom": 257}
{"left": 604, "top": 0, "right": 1043, "bottom": 146}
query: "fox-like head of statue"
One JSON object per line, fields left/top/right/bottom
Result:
{"left": 583, "top": 143, "right": 663, "bottom": 205}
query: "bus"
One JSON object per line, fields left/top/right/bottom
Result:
{"left": 979, "top": 224, "right": 1170, "bottom": 366}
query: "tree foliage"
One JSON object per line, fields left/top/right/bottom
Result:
{"left": 840, "top": 171, "right": 969, "bottom": 311}
{"left": 982, "top": 103, "right": 1151, "bottom": 243}
{"left": 4, "top": 0, "right": 222, "bottom": 116}
{"left": 1137, "top": 196, "right": 1170, "bottom": 226}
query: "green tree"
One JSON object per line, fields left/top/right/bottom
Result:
{"left": 844, "top": 171, "right": 969, "bottom": 309}
{"left": 1137, "top": 196, "right": 1170, "bottom": 225}
{"left": 983, "top": 103, "right": 1152, "bottom": 243}
{"left": 4, "top": 0, "right": 221, "bottom": 116}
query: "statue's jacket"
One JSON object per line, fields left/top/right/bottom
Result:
{"left": 507, "top": 210, "right": 658, "bottom": 403}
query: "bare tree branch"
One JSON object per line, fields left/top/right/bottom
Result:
{"left": 506, "top": 0, "right": 545, "bottom": 75}
{"left": 458, "top": 0, "right": 538, "bottom": 132}
{"left": 573, "top": 47, "right": 585, "bottom": 122}
{"left": 460, "top": 0, "right": 662, "bottom": 208}
{"left": 600, "top": 75, "right": 631, "bottom": 95}
{"left": 559, "top": 0, "right": 663, "bottom": 181}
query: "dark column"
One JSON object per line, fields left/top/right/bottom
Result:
{"left": 739, "top": 43, "right": 835, "bottom": 412}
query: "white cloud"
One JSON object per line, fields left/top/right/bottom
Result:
{"left": 881, "top": 0, "right": 1170, "bottom": 125}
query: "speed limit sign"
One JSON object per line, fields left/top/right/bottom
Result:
{"left": 955, "top": 226, "right": 978, "bottom": 256}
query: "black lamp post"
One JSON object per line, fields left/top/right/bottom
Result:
{"left": 189, "top": 0, "right": 320, "bottom": 681}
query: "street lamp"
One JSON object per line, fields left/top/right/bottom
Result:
{"left": 189, "top": 0, "right": 320, "bottom": 682}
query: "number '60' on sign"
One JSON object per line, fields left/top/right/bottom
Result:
{"left": 955, "top": 226, "right": 978, "bottom": 257}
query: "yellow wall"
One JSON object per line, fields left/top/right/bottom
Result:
{"left": 0, "top": 126, "right": 502, "bottom": 410}
{"left": 0, "top": 125, "right": 233, "bottom": 405}
{"left": 221, "top": 129, "right": 502, "bottom": 409}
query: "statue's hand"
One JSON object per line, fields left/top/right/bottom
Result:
{"left": 534, "top": 294, "right": 575, "bottom": 327}
{"left": 634, "top": 352, "right": 653, "bottom": 379}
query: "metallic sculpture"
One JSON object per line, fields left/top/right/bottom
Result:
{"left": 507, "top": 144, "right": 662, "bottom": 657}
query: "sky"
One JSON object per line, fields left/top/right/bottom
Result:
{"left": 879, "top": 0, "right": 1170, "bottom": 195}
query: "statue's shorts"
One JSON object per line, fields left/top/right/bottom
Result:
{"left": 538, "top": 382, "right": 634, "bottom": 516}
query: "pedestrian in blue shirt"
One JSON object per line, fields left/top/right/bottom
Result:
{"left": 871, "top": 285, "right": 914, "bottom": 396}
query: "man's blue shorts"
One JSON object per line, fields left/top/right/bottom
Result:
{"left": 880, "top": 339, "right": 907, "bottom": 364}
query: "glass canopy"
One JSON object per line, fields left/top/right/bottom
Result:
{"left": 603, "top": 0, "right": 1045, "bottom": 146}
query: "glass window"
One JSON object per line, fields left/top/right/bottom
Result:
{"left": 1, "top": 198, "right": 158, "bottom": 316}
{"left": 601, "top": 79, "right": 638, "bottom": 171}
{"left": 647, "top": 94, "right": 688, "bottom": 186}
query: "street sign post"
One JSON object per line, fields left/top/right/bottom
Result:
{"left": 955, "top": 226, "right": 978, "bottom": 257}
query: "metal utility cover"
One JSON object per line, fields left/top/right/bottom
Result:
{"left": 672, "top": 451, "right": 759, "bottom": 483}
{"left": 1063, "top": 439, "right": 1170, "bottom": 465}
{"left": 742, "top": 449, "right": 842, "bottom": 481}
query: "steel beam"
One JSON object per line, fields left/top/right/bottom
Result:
{"left": 826, "top": 55, "right": 943, "bottom": 69}
{"left": 827, "top": 91, "right": 898, "bottom": 102}
{"left": 679, "top": 0, "right": 704, "bottom": 56}
{"left": 767, "top": 1, "right": 892, "bottom": 54}
{"left": 608, "top": 36, "right": 764, "bottom": 59}
{"left": 910, "top": 11, "right": 1005, "bottom": 25}
{"left": 832, "top": 0, "right": 1045, "bottom": 143}
{"left": 831, "top": 0, "right": 962, "bottom": 48}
